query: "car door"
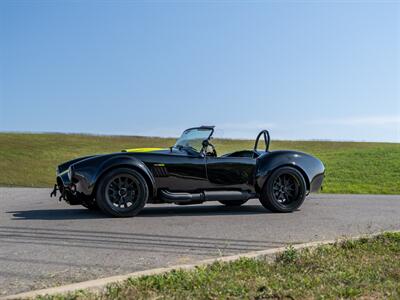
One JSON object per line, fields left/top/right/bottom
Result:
{"left": 205, "top": 156, "right": 256, "bottom": 191}
{"left": 148, "top": 151, "right": 208, "bottom": 193}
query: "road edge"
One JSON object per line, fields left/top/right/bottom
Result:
{"left": 3, "top": 230, "right": 399, "bottom": 300}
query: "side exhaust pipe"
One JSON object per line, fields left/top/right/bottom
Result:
{"left": 159, "top": 190, "right": 255, "bottom": 203}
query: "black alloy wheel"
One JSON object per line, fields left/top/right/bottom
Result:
{"left": 96, "top": 168, "right": 148, "bottom": 217}
{"left": 105, "top": 174, "right": 139, "bottom": 209}
{"left": 272, "top": 173, "right": 298, "bottom": 204}
{"left": 259, "top": 166, "right": 306, "bottom": 212}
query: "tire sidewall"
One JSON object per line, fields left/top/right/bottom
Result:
{"left": 81, "top": 198, "right": 99, "bottom": 210}
{"left": 96, "top": 168, "right": 148, "bottom": 217}
{"left": 261, "top": 166, "right": 306, "bottom": 212}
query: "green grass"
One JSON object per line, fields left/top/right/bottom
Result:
{"left": 0, "top": 132, "right": 399, "bottom": 194}
{"left": 37, "top": 232, "right": 400, "bottom": 300}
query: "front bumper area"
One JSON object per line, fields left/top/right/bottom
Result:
{"left": 51, "top": 168, "right": 85, "bottom": 205}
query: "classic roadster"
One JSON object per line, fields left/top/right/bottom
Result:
{"left": 51, "top": 126, "right": 325, "bottom": 217}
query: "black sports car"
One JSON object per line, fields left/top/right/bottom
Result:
{"left": 51, "top": 126, "right": 325, "bottom": 217}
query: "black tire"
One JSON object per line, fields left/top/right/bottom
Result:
{"left": 96, "top": 168, "right": 148, "bottom": 217}
{"left": 219, "top": 200, "right": 248, "bottom": 207}
{"left": 259, "top": 167, "right": 306, "bottom": 213}
{"left": 81, "top": 198, "right": 99, "bottom": 211}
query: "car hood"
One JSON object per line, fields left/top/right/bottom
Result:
{"left": 57, "top": 147, "right": 192, "bottom": 174}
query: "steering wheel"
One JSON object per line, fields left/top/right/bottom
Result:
{"left": 253, "top": 130, "right": 270, "bottom": 157}
{"left": 208, "top": 142, "right": 217, "bottom": 157}
{"left": 202, "top": 139, "right": 217, "bottom": 157}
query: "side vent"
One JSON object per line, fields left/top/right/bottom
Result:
{"left": 151, "top": 165, "right": 169, "bottom": 177}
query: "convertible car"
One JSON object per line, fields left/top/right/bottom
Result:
{"left": 51, "top": 126, "right": 325, "bottom": 217}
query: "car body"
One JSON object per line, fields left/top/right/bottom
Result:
{"left": 51, "top": 126, "right": 325, "bottom": 217}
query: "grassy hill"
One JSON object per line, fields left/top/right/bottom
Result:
{"left": 0, "top": 133, "right": 399, "bottom": 194}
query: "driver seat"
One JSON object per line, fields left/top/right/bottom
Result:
{"left": 220, "top": 150, "right": 260, "bottom": 158}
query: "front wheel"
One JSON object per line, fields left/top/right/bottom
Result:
{"left": 96, "top": 168, "right": 148, "bottom": 217}
{"left": 259, "top": 167, "right": 306, "bottom": 212}
{"left": 219, "top": 200, "right": 248, "bottom": 207}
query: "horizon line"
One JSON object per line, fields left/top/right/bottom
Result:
{"left": 0, "top": 130, "right": 399, "bottom": 144}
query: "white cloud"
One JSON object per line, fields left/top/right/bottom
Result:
{"left": 308, "top": 115, "right": 400, "bottom": 126}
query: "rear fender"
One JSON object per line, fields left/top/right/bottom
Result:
{"left": 255, "top": 151, "right": 325, "bottom": 193}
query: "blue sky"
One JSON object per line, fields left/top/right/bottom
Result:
{"left": 0, "top": 1, "right": 399, "bottom": 142}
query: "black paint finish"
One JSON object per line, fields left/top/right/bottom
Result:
{"left": 54, "top": 128, "right": 325, "bottom": 205}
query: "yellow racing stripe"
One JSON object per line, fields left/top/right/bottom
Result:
{"left": 122, "top": 147, "right": 167, "bottom": 153}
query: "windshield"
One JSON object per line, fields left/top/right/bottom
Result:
{"left": 174, "top": 127, "right": 213, "bottom": 153}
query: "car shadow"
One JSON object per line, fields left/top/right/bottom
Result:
{"left": 7, "top": 204, "right": 272, "bottom": 220}
{"left": 139, "top": 204, "right": 271, "bottom": 217}
{"left": 7, "top": 208, "right": 106, "bottom": 220}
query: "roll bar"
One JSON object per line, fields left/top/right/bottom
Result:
{"left": 254, "top": 130, "right": 270, "bottom": 152}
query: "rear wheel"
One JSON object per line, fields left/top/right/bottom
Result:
{"left": 259, "top": 167, "right": 306, "bottom": 212}
{"left": 96, "top": 168, "right": 148, "bottom": 217}
{"left": 219, "top": 200, "right": 248, "bottom": 207}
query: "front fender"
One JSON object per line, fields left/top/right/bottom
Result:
{"left": 71, "top": 154, "right": 156, "bottom": 197}
{"left": 57, "top": 155, "right": 99, "bottom": 174}
{"left": 255, "top": 150, "right": 325, "bottom": 193}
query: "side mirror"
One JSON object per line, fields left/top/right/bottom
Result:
{"left": 202, "top": 139, "right": 210, "bottom": 148}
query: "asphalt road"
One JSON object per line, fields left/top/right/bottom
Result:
{"left": 0, "top": 188, "right": 399, "bottom": 296}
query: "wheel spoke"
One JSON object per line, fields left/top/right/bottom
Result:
{"left": 105, "top": 174, "right": 142, "bottom": 210}
{"left": 278, "top": 192, "right": 283, "bottom": 202}
{"left": 123, "top": 198, "right": 128, "bottom": 208}
{"left": 283, "top": 176, "right": 288, "bottom": 186}
{"left": 281, "top": 193, "right": 287, "bottom": 202}
{"left": 272, "top": 173, "right": 301, "bottom": 205}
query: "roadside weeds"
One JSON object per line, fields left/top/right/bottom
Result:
{"left": 3, "top": 230, "right": 400, "bottom": 300}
